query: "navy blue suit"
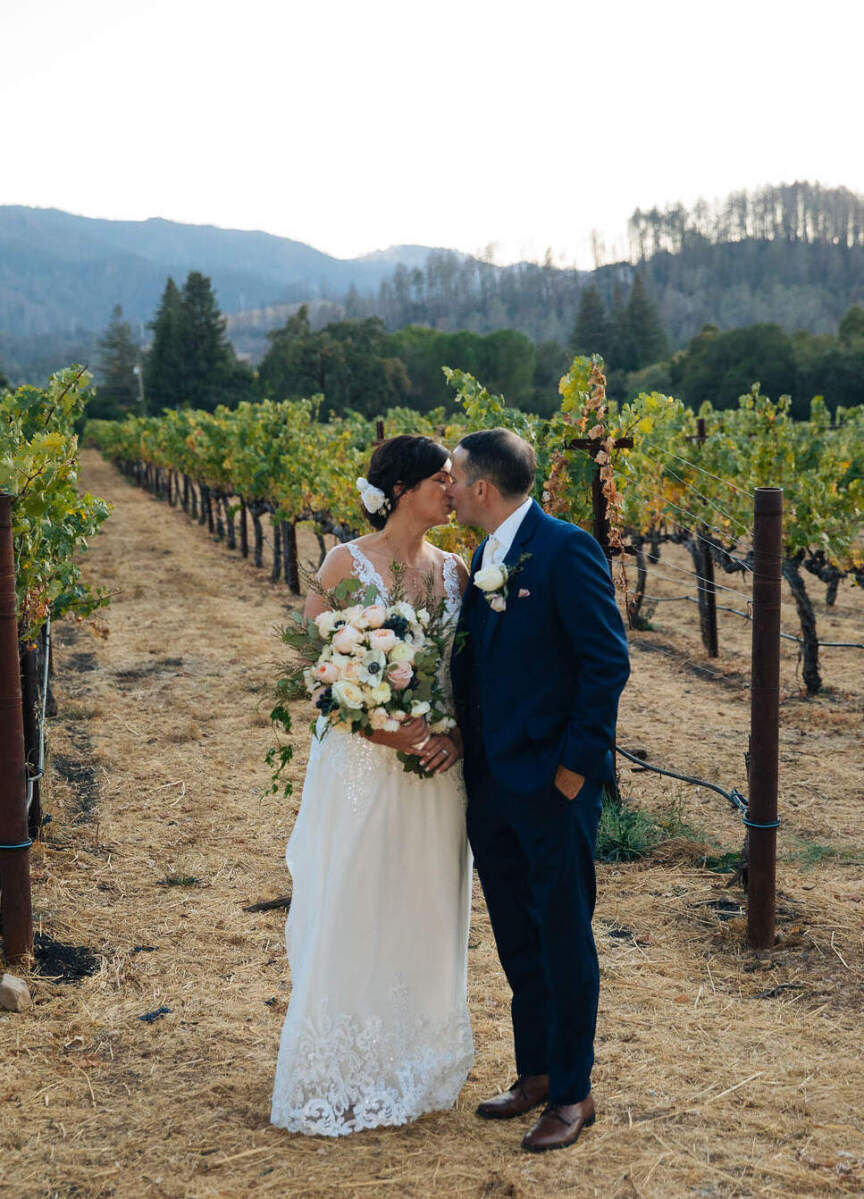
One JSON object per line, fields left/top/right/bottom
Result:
{"left": 451, "top": 499, "right": 630, "bottom": 1103}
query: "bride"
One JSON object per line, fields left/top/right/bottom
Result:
{"left": 270, "top": 434, "right": 474, "bottom": 1137}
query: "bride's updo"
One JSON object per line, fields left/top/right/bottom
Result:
{"left": 361, "top": 435, "right": 450, "bottom": 530}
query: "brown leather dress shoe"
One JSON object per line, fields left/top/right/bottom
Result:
{"left": 521, "top": 1096, "right": 596, "bottom": 1152}
{"left": 475, "top": 1074, "right": 550, "bottom": 1120}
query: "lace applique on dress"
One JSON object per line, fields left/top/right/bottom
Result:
{"left": 345, "top": 542, "right": 389, "bottom": 603}
{"left": 442, "top": 553, "right": 462, "bottom": 620}
{"left": 270, "top": 990, "right": 474, "bottom": 1137}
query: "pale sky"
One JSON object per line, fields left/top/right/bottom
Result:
{"left": 2, "top": 0, "right": 861, "bottom": 267}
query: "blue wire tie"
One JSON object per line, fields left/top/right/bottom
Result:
{"left": 0, "top": 839, "right": 34, "bottom": 850}
{"left": 742, "top": 816, "right": 781, "bottom": 830}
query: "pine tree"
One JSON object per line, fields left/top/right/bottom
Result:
{"left": 572, "top": 285, "right": 611, "bottom": 359}
{"left": 93, "top": 305, "right": 141, "bottom": 418}
{"left": 145, "top": 278, "right": 184, "bottom": 410}
{"left": 625, "top": 271, "right": 668, "bottom": 369}
{"left": 178, "top": 271, "right": 251, "bottom": 410}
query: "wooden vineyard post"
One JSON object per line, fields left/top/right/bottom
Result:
{"left": 374, "top": 419, "right": 385, "bottom": 446}
{"left": 0, "top": 494, "right": 34, "bottom": 964}
{"left": 747, "top": 487, "right": 783, "bottom": 950}
{"left": 687, "top": 417, "right": 718, "bottom": 657}
{"left": 568, "top": 437, "right": 634, "bottom": 556}
{"left": 283, "top": 521, "right": 301, "bottom": 595}
{"left": 568, "top": 436, "right": 633, "bottom": 807}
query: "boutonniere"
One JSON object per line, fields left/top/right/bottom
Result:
{"left": 473, "top": 553, "right": 531, "bottom": 613}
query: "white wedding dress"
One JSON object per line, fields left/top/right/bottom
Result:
{"left": 270, "top": 544, "right": 474, "bottom": 1137}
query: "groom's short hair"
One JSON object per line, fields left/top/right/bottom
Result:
{"left": 458, "top": 428, "right": 536, "bottom": 498}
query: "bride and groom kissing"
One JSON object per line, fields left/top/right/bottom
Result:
{"left": 270, "top": 427, "right": 631, "bottom": 1153}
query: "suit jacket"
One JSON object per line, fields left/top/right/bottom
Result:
{"left": 451, "top": 499, "right": 630, "bottom": 796}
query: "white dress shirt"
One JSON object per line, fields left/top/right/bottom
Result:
{"left": 481, "top": 497, "right": 533, "bottom": 571}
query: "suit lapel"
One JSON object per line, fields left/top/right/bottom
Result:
{"left": 478, "top": 500, "right": 543, "bottom": 658}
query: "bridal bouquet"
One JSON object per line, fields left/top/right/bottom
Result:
{"left": 272, "top": 570, "right": 457, "bottom": 780}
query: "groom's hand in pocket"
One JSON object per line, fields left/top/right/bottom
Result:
{"left": 554, "top": 764, "right": 585, "bottom": 800}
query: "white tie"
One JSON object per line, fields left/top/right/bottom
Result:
{"left": 482, "top": 535, "right": 500, "bottom": 571}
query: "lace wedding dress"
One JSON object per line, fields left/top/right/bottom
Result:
{"left": 270, "top": 544, "right": 474, "bottom": 1137}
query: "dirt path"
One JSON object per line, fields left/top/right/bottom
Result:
{"left": 2, "top": 451, "right": 863, "bottom": 1198}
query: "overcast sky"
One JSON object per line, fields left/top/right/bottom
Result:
{"left": 3, "top": 0, "right": 861, "bottom": 267}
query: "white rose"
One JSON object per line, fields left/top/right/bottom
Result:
{"left": 474, "top": 564, "right": 507, "bottom": 592}
{"left": 389, "top": 641, "right": 415, "bottom": 664}
{"left": 369, "top": 707, "right": 391, "bottom": 730}
{"left": 314, "top": 610, "right": 340, "bottom": 638}
{"left": 342, "top": 605, "right": 365, "bottom": 627}
{"left": 367, "top": 681, "right": 392, "bottom": 705}
{"left": 332, "top": 680, "right": 365, "bottom": 710}
{"left": 410, "top": 700, "right": 431, "bottom": 718}
{"left": 416, "top": 608, "right": 430, "bottom": 626}
{"left": 428, "top": 716, "right": 456, "bottom": 733}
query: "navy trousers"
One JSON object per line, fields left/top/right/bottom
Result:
{"left": 465, "top": 748, "right": 603, "bottom": 1104}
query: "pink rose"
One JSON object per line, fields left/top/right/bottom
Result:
{"left": 361, "top": 604, "right": 387, "bottom": 629}
{"left": 312, "top": 661, "right": 339, "bottom": 684}
{"left": 332, "top": 625, "right": 363, "bottom": 654}
{"left": 387, "top": 661, "right": 414, "bottom": 691}
{"left": 369, "top": 628, "right": 397, "bottom": 653}
{"left": 340, "top": 659, "right": 363, "bottom": 683}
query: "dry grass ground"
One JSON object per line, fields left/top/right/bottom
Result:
{"left": 2, "top": 450, "right": 863, "bottom": 1199}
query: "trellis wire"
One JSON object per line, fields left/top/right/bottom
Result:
{"left": 660, "top": 447, "right": 757, "bottom": 499}
{"left": 636, "top": 446, "right": 753, "bottom": 537}
{"left": 641, "top": 592, "right": 864, "bottom": 649}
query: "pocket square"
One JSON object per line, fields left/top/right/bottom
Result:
{"left": 518, "top": 588, "right": 530, "bottom": 598}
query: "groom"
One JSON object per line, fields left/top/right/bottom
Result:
{"left": 447, "top": 428, "right": 630, "bottom": 1152}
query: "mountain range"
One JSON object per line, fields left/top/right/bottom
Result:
{"left": 0, "top": 205, "right": 443, "bottom": 345}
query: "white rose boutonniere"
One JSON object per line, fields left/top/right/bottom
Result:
{"left": 473, "top": 553, "right": 531, "bottom": 613}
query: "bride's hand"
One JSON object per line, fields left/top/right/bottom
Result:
{"left": 365, "top": 717, "right": 429, "bottom": 753}
{"left": 417, "top": 730, "right": 463, "bottom": 774}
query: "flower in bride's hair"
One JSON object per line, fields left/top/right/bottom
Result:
{"left": 332, "top": 680, "right": 364, "bottom": 710}
{"left": 356, "top": 476, "right": 388, "bottom": 514}
{"left": 387, "top": 661, "right": 414, "bottom": 690}
{"left": 312, "top": 661, "right": 339, "bottom": 685}
{"left": 369, "top": 628, "right": 398, "bottom": 653}
{"left": 369, "top": 707, "right": 391, "bottom": 730}
{"left": 388, "top": 641, "right": 415, "bottom": 664}
{"left": 332, "top": 625, "right": 363, "bottom": 654}
{"left": 361, "top": 603, "right": 387, "bottom": 629}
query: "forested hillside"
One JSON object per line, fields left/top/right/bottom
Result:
{"left": 363, "top": 184, "right": 864, "bottom": 348}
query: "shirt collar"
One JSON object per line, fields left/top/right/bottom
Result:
{"left": 489, "top": 497, "right": 533, "bottom": 559}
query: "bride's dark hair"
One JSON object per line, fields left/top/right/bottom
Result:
{"left": 364, "top": 435, "right": 450, "bottom": 530}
